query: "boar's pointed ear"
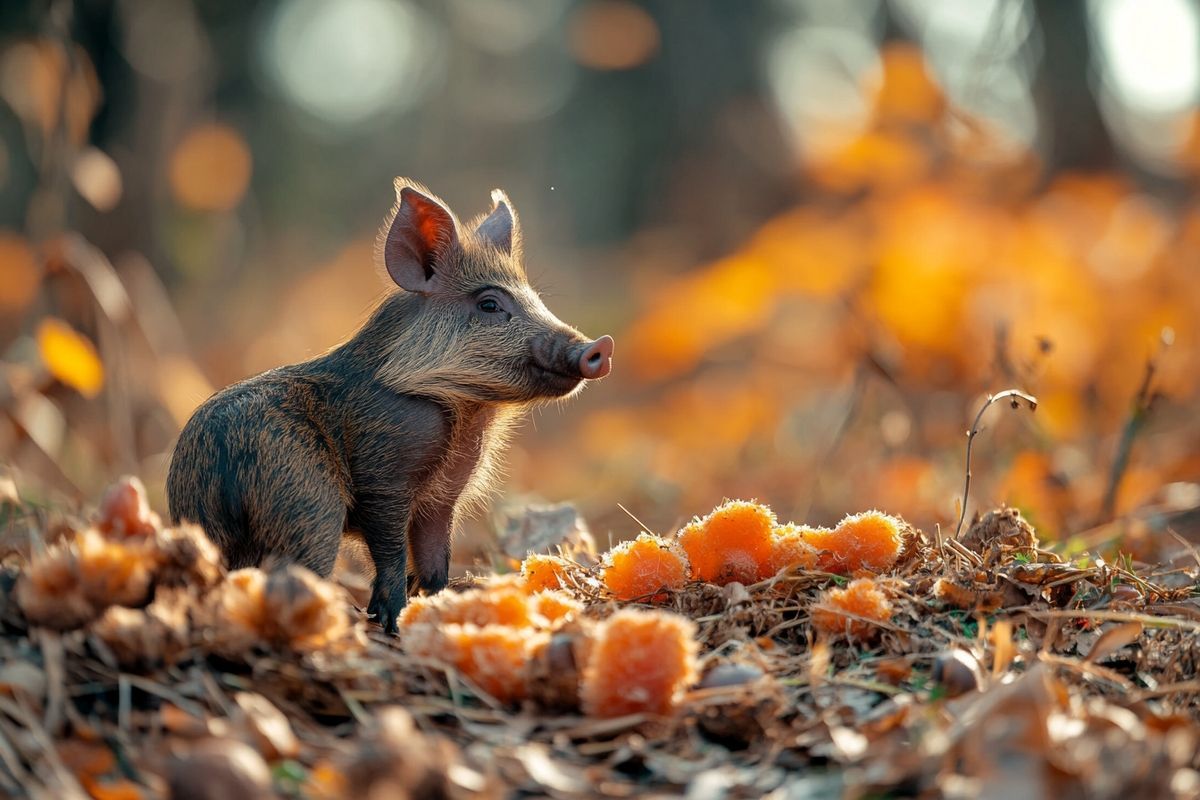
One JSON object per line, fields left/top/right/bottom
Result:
{"left": 475, "top": 189, "right": 521, "bottom": 256}
{"left": 379, "top": 178, "right": 459, "bottom": 293}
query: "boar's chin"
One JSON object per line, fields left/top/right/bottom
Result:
{"left": 528, "top": 363, "right": 586, "bottom": 399}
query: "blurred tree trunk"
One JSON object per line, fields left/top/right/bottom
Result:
{"left": 1032, "top": 0, "right": 1115, "bottom": 171}
{"left": 557, "top": 1, "right": 793, "bottom": 252}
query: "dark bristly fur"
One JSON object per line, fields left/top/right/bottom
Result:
{"left": 167, "top": 179, "right": 613, "bottom": 633}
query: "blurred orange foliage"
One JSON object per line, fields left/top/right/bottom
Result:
{"left": 0, "top": 39, "right": 100, "bottom": 144}
{"left": 525, "top": 41, "right": 1200, "bottom": 540}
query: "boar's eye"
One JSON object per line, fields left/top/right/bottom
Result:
{"left": 477, "top": 298, "right": 502, "bottom": 314}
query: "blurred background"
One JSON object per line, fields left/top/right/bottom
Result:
{"left": 2, "top": 0, "right": 1200, "bottom": 561}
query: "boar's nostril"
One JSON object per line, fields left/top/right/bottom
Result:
{"left": 577, "top": 335, "right": 614, "bottom": 380}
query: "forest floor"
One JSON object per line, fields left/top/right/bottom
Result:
{"left": 2, "top": 476, "right": 1200, "bottom": 799}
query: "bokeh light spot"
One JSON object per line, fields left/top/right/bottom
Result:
{"left": 768, "top": 26, "right": 880, "bottom": 159}
{"left": 72, "top": 147, "right": 123, "bottom": 212}
{"left": 262, "top": 0, "right": 439, "bottom": 126}
{"left": 1090, "top": 0, "right": 1200, "bottom": 114}
{"left": 568, "top": 1, "right": 660, "bottom": 71}
{"left": 0, "top": 233, "right": 40, "bottom": 311}
{"left": 168, "top": 123, "right": 252, "bottom": 212}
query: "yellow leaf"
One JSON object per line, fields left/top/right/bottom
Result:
{"left": 37, "top": 317, "right": 104, "bottom": 397}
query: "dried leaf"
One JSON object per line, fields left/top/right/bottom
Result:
{"left": 991, "top": 620, "right": 1015, "bottom": 675}
{"left": 1083, "top": 621, "right": 1143, "bottom": 664}
{"left": 232, "top": 692, "right": 299, "bottom": 761}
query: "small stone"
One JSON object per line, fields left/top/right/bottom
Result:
{"left": 932, "top": 649, "right": 983, "bottom": 698}
{"left": 698, "top": 663, "right": 765, "bottom": 690}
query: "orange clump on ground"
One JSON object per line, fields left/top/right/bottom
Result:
{"left": 602, "top": 533, "right": 689, "bottom": 601}
{"left": 767, "top": 524, "right": 821, "bottom": 575}
{"left": 397, "top": 595, "right": 441, "bottom": 627}
{"left": 399, "top": 577, "right": 588, "bottom": 633}
{"left": 810, "top": 578, "right": 894, "bottom": 640}
{"left": 521, "top": 553, "right": 573, "bottom": 593}
{"left": 404, "top": 622, "right": 542, "bottom": 704}
{"left": 262, "top": 565, "right": 360, "bottom": 653}
{"left": 398, "top": 578, "right": 590, "bottom": 706}
{"left": 444, "top": 624, "right": 542, "bottom": 704}
{"left": 75, "top": 528, "right": 157, "bottom": 609}
{"left": 531, "top": 591, "right": 583, "bottom": 625}
{"left": 580, "top": 608, "right": 698, "bottom": 718}
{"left": 677, "top": 500, "right": 776, "bottom": 584}
{"left": 437, "top": 586, "right": 533, "bottom": 628}
{"left": 97, "top": 475, "right": 161, "bottom": 538}
{"left": 196, "top": 565, "right": 365, "bottom": 657}
{"left": 803, "top": 510, "right": 904, "bottom": 574}
{"left": 13, "top": 538, "right": 98, "bottom": 630}
{"left": 200, "top": 568, "right": 269, "bottom": 656}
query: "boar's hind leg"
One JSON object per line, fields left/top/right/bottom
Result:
{"left": 351, "top": 501, "right": 411, "bottom": 634}
{"left": 249, "top": 456, "right": 346, "bottom": 577}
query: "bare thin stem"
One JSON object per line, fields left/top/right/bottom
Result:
{"left": 1101, "top": 332, "right": 1170, "bottom": 521}
{"left": 955, "top": 389, "right": 1038, "bottom": 539}
{"left": 616, "top": 503, "right": 655, "bottom": 536}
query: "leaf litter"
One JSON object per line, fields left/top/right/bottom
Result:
{"left": 0, "top": 478, "right": 1198, "bottom": 798}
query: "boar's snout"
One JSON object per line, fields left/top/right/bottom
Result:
{"left": 576, "top": 335, "right": 614, "bottom": 379}
{"left": 531, "top": 332, "right": 615, "bottom": 392}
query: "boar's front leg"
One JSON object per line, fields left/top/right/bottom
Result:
{"left": 347, "top": 397, "right": 450, "bottom": 633}
{"left": 408, "top": 503, "right": 454, "bottom": 595}
{"left": 405, "top": 406, "right": 492, "bottom": 595}
{"left": 351, "top": 497, "right": 411, "bottom": 634}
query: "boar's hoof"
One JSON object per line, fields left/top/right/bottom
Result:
{"left": 368, "top": 582, "right": 407, "bottom": 635}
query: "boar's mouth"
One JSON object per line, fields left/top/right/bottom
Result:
{"left": 529, "top": 361, "right": 586, "bottom": 395}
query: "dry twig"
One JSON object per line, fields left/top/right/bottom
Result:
{"left": 955, "top": 389, "right": 1038, "bottom": 538}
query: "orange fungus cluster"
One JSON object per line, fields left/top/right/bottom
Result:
{"left": 14, "top": 475, "right": 224, "bottom": 631}
{"left": 401, "top": 562, "right": 700, "bottom": 716}
{"left": 768, "top": 524, "right": 821, "bottom": 575}
{"left": 580, "top": 608, "right": 699, "bottom": 718}
{"left": 678, "top": 500, "right": 776, "bottom": 584}
{"left": 810, "top": 578, "right": 894, "bottom": 641}
{"left": 602, "top": 533, "right": 689, "bottom": 601}
{"left": 399, "top": 573, "right": 583, "bottom": 704}
{"left": 806, "top": 511, "right": 905, "bottom": 574}
{"left": 520, "top": 553, "right": 572, "bottom": 592}
{"left": 645, "top": 500, "right": 904, "bottom": 585}
{"left": 12, "top": 475, "right": 365, "bottom": 661}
